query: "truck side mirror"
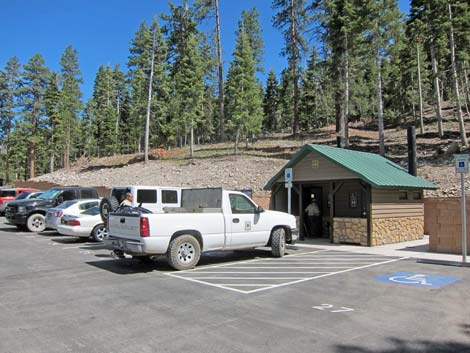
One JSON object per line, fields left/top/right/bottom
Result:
{"left": 56, "top": 196, "right": 64, "bottom": 205}
{"left": 256, "top": 206, "right": 264, "bottom": 214}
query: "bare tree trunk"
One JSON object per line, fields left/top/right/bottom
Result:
{"left": 234, "top": 128, "right": 240, "bottom": 155}
{"left": 448, "top": 2, "right": 468, "bottom": 147}
{"left": 215, "top": 0, "right": 225, "bottom": 142}
{"left": 29, "top": 99, "right": 39, "bottom": 179}
{"left": 344, "top": 34, "right": 350, "bottom": 148}
{"left": 377, "top": 50, "right": 385, "bottom": 156}
{"left": 144, "top": 29, "right": 156, "bottom": 163}
{"left": 190, "top": 117, "right": 194, "bottom": 158}
{"left": 290, "top": 0, "right": 299, "bottom": 136}
{"left": 463, "top": 66, "right": 470, "bottom": 118}
{"left": 417, "top": 44, "right": 425, "bottom": 134}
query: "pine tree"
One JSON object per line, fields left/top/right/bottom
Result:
{"left": 163, "top": 1, "right": 205, "bottom": 157}
{"left": 59, "top": 45, "right": 83, "bottom": 168}
{"left": 19, "top": 54, "right": 49, "bottom": 178}
{"left": 263, "top": 70, "right": 279, "bottom": 131}
{"left": 0, "top": 57, "right": 21, "bottom": 182}
{"left": 272, "top": 0, "right": 310, "bottom": 136}
{"left": 44, "top": 72, "right": 62, "bottom": 173}
{"left": 225, "top": 28, "right": 263, "bottom": 154}
{"left": 239, "top": 7, "right": 264, "bottom": 73}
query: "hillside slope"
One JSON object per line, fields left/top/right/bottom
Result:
{"left": 31, "top": 111, "right": 468, "bottom": 198}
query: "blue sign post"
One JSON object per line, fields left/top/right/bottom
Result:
{"left": 375, "top": 272, "right": 461, "bottom": 289}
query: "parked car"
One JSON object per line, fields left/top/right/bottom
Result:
{"left": 5, "top": 186, "right": 99, "bottom": 232}
{"left": 46, "top": 199, "right": 101, "bottom": 230}
{"left": 107, "top": 188, "right": 298, "bottom": 270}
{"left": 99, "top": 185, "right": 182, "bottom": 221}
{"left": 57, "top": 206, "right": 108, "bottom": 242}
{"left": 0, "top": 188, "right": 40, "bottom": 215}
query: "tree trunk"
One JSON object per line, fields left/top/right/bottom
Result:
{"left": 290, "top": 0, "right": 300, "bottom": 136}
{"left": 190, "top": 117, "right": 194, "bottom": 158}
{"left": 234, "top": 127, "right": 240, "bottom": 155}
{"left": 463, "top": 66, "right": 470, "bottom": 118}
{"left": 417, "top": 44, "right": 425, "bottom": 134}
{"left": 144, "top": 29, "right": 156, "bottom": 163}
{"left": 448, "top": 2, "right": 468, "bottom": 147}
{"left": 344, "top": 34, "right": 350, "bottom": 148}
{"left": 29, "top": 98, "right": 39, "bottom": 179}
{"left": 377, "top": 48, "right": 385, "bottom": 156}
{"left": 215, "top": 0, "right": 225, "bottom": 142}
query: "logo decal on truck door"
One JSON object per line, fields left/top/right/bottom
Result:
{"left": 245, "top": 221, "right": 251, "bottom": 231}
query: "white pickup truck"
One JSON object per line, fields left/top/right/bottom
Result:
{"left": 107, "top": 188, "right": 298, "bottom": 270}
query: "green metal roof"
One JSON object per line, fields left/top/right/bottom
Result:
{"left": 264, "top": 144, "right": 438, "bottom": 190}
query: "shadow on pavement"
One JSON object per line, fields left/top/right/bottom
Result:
{"left": 335, "top": 337, "right": 470, "bottom": 353}
{"left": 85, "top": 248, "right": 308, "bottom": 275}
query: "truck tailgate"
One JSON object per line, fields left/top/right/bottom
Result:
{"left": 108, "top": 213, "right": 142, "bottom": 240}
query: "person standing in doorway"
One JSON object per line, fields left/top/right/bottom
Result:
{"left": 305, "top": 195, "right": 321, "bottom": 237}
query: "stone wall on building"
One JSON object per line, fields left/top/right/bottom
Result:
{"left": 371, "top": 216, "right": 423, "bottom": 246}
{"left": 333, "top": 217, "right": 368, "bottom": 246}
{"left": 425, "top": 197, "right": 470, "bottom": 255}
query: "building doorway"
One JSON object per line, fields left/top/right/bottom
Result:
{"left": 302, "top": 186, "right": 323, "bottom": 238}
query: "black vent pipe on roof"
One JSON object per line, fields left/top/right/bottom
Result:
{"left": 407, "top": 126, "right": 417, "bottom": 176}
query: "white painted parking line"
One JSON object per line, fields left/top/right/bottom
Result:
{"left": 167, "top": 249, "right": 406, "bottom": 294}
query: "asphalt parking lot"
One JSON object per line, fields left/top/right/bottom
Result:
{"left": 1, "top": 217, "right": 470, "bottom": 353}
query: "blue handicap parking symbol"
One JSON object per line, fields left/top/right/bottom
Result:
{"left": 374, "top": 272, "right": 461, "bottom": 288}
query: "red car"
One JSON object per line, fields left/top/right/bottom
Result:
{"left": 0, "top": 188, "right": 40, "bottom": 215}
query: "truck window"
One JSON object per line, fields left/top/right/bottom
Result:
{"left": 162, "top": 190, "right": 178, "bottom": 204}
{"left": 80, "top": 189, "right": 95, "bottom": 198}
{"left": 137, "top": 189, "right": 157, "bottom": 204}
{"left": 229, "top": 194, "right": 256, "bottom": 214}
{"left": 62, "top": 190, "right": 76, "bottom": 201}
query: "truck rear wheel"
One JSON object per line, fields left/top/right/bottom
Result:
{"left": 271, "top": 228, "right": 286, "bottom": 257}
{"left": 27, "top": 214, "right": 46, "bottom": 233}
{"left": 167, "top": 234, "right": 201, "bottom": 270}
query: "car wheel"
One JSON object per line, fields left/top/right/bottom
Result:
{"left": 92, "top": 224, "right": 108, "bottom": 242}
{"left": 271, "top": 227, "right": 286, "bottom": 258}
{"left": 26, "top": 214, "right": 46, "bottom": 233}
{"left": 100, "top": 196, "right": 119, "bottom": 222}
{"left": 167, "top": 234, "right": 201, "bottom": 270}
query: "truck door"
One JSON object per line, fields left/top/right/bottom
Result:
{"left": 227, "top": 193, "right": 270, "bottom": 248}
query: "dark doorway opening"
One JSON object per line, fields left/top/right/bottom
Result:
{"left": 302, "top": 186, "right": 323, "bottom": 238}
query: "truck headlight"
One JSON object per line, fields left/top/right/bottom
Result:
{"left": 17, "top": 206, "right": 25, "bottom": 213}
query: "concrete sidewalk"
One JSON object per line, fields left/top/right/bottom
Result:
{"left": 295, "top": 236, "right": 469, "bottom": 265}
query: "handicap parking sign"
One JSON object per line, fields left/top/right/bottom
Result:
{"left": 374, "top": 272, "right": 461, "bottom": 289}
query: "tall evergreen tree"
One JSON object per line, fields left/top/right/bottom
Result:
{"left": 0, "top": 57, "right": 21, "bottom": 182}
{"left": 272, "top": 0, "right": 310, "bottom": 136}
{"left": 263, "top": 70, "right": 279, "bottom": 131}
{"left": 225, "top": 28, "right": 263, "bottom": 154}
{"left": 59, "top": 45, "right": 83, "bottom": 168}
{"left": 163, "top": 1, "right": 205, "bottom": 157}
{"left": 239, "top": 7, "right": 264, "bottom": 73}
{"left": 19, "top": 54, "right": 49, "bottom": 178}
{"left": 44, "top": 72, "right": 62, "bottom": 173}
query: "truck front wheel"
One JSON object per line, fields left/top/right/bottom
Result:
{"left": 27, "top": 214, "right": 46, "bottom": 233}
{"left": 167, "top": 235, "right": 201, "bottom": 270}
{"left": 271, "top": 228, "right": 286, "bottom": 257}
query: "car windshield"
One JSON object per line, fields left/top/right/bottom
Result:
{"left": 82, "top": 206, "right": 100, "bottom": 216}
{"left": 29, "top": 192, "right": 43, "bottom": 199}
{"left": 57, "top": 200, "right": 78, "bottom": 209}
{"left": 15, "top": 192, "right": 31, "bottom": 200}
{"left": 38, "top": 189, "right": 63, "bottom": 200}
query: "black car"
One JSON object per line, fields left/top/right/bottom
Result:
{"left": 5, "top": 186, "right": 99, "bottom": 232}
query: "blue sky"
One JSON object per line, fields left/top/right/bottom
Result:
{"left": 0, "top": 0, "right": 410, "bottom": 101}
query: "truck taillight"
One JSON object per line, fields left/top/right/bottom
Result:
{"left": 55, "top": 211, "right": 63, "bottom": 217}
{"left": 140, "top": 217, "right": 149, "bottom": 237}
